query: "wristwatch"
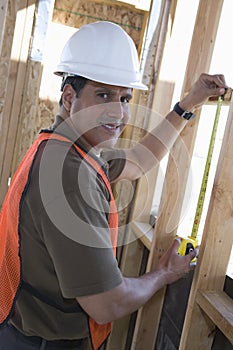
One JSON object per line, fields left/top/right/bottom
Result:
{"left": 173, "top": 102, "right": 195, "bottom": 120}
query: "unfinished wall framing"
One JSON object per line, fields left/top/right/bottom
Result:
{"left": 0, "top": 0, "right": 232, "bottom": 349}
{"left": 113, "top": 0, "right": 233, "bottom": 349}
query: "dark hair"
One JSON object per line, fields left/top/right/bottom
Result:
{"left": 59, "top": 75, "right": 88, "bottom": 106}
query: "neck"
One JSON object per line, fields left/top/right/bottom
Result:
{"left": 57, "top": 112, "right": 102, "bottom": 158}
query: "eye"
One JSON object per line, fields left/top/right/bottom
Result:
{"left": 102, "top": 93, "right": 109, "bottom": 99}
{"left": 121, "top": 96, "right": 130, "bottom": 103}
{"left": 98, "top": 92, "right": 110, "bottom": 101}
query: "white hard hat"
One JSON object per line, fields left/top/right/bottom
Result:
{"left": 54, "top": 21, "right": 147, "bottom": 90}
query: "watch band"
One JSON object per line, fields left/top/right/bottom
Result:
{"left": 173, "top": 102, "right": 195, "bottom": 120}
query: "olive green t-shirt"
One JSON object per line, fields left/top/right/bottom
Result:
{"left": 10, "top": 116, "right": 125, "bottom": 340}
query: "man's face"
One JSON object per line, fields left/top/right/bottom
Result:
{"left": 67, "top": 81, "right": 132, "bottom": 150}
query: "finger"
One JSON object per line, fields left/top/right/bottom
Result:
{"left": 210, "top": 87, "right": 226, "bottom": 97}
{"left": 190, "top": 261, "right": 197, "bottom": 269}
{"left": 206, "top": 74, "right": 227, "bottom": 87}
{"left": 174, "top": 237, "right": 182, "bottom": 248}
{"left": 194, "top": 246, "right": 199, "bottom": 258}
{"left": 160, "top": 238, "right": 180, "bottom": 261}
{"left": 214, "top": 74, "right": 228, "bottom": 87}
{"left": 208, "top": 74, "right": 228, "bottom": 94}
{"left": 186, "top": 248, "right": 197, "bottom": 262}
{"left": 163, "top": 238, "right": 181, "bottom": 255}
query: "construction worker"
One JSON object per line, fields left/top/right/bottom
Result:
{"left": 0, "top": 21, "right": 228, "bottom": 350}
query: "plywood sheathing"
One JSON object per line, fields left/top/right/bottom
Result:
{"left": 0, "top": 1, "right": 13, "bottom": 120}
{"left": 0, "top": 0, "right": 37, "bottom": 206}
{"left": 11, "top": 0, "right": 56, "bottom": 175}
{"left": 0, "top": 0, "right": 8, "bottom": 53}
{"left": 52, "top": 0, "right": 148, "bottom": 54}
{"left": 10, "top": 61, "right": 47, "bottom": 175}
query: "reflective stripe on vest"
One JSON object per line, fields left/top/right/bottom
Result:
{"left": 0, "top": 132, "right": 118, "bottom": 350}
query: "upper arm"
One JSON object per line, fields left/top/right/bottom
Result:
{"left": 103, "top": 147, "right": 146, "bottom": 182}
{"left": 113, "top": 148, "right": 146, "bottom": 182}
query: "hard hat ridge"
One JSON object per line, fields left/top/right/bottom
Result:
{"left": 55, "top": 21, "right": 147, "bottom": 90}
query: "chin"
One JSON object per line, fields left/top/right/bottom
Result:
{"left": 97, "top": 137, "right": 118, "bottom": 149}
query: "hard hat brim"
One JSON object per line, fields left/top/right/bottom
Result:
{"left": 54, "top": 66, "right": 148, "bottom": 91}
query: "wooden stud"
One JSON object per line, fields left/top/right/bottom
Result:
{"left": 106, "top": 1, "right": 169, "bottom": 348}
{"left": 179, "top": 96, "right": 233, "bottom": 349}
{"left": 105, "top": 238, "right": 145, "bottom": 350}
{"left": 131, "top": 1, "right": 224, "bottom": 349}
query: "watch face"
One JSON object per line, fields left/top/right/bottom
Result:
{"left": 182, "top": 111, "right": 195, "bottom": 120}
{"left": 173, "top": 102, "right": 195, "bottom": 120}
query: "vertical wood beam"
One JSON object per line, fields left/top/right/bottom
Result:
{"left": 106, "top": 1, "right": 171, "bottom": 348}
{"left": 132, "top": 1, "right": 224, "bottom": 349}
{"left": 179, "top": 96, "right": 233, "bottom": 350}
{"left": 105, "top": 239, "right": 145, "bottom": 350}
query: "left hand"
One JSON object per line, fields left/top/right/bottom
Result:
{"left": 156, "top": 238, "right": 198, "bottom": 285}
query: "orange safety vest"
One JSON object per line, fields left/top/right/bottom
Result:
{"left": 0, "top": 132, "right": 118, "bottom": 350}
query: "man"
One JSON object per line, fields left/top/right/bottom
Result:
{"left": 0, "top": 21, "right": 228, "bottom": 350}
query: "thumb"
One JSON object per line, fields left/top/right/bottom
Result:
{"left": 163, "top": 238, "right": 181, "bottom": 257}
{"left": 173, "top": 237, "right": 182, "bottom": 251}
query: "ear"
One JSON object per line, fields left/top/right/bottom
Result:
{"left": 62, "top": 84, "right": 76, "bottom": 112}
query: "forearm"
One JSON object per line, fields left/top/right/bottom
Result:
{"left": 119, "top": 73, "right": 227, "bottom": 182}
{"left": 132, "top": 110, "right": 188, "bottom": 175}
{"left": 110, "top": 270, "right": 168, "bottom": 320}
{"left": 77, "top": 268, "right": 168, "bottom": 325}
{"left": 77, "top": 239, "right": 197, "bottom": 324}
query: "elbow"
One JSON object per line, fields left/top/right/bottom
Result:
{"left": 92, "top": 316, "right": 111, "bottom": 325}
{"left": 90, "top": 304, "right": 120, "bottom": 325}
{"left": 76, "top": 280, "right": 128, "bottom": 324}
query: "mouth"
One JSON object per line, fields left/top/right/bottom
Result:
{"left": 100, "top": 122, "right": 123, "bottom": 132}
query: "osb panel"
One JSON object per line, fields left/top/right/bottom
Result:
{"left": 52, "top": 0, "right": 147, "bottom": 50}
{"left": 12, "top": 96, "right": 57, "bottom": 171}
{"left": 0, "top": 1, "right": 18, "bottom": 116}
{"left": 11, "top": 61, "right": 57, "bottom": 172}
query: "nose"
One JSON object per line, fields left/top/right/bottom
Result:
{"left": 105, "top": 101, "right": 125, "bottom": 121}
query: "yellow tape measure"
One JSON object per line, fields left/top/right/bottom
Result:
{"left": 178, "top": 95, "right": 223, "bottom": 256}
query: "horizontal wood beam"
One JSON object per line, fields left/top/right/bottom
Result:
{"left": 131, "top": 221, "right": 153, "bottom": 250}
{"left": 196, "top": 290, "right": 233, "bottom": 345}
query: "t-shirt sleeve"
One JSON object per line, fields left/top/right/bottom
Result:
{"left": 39, "top": 145, "right": 122, "bottom": 298}
{"left": 102, "top": 148, "right": 126, "bottom": 182}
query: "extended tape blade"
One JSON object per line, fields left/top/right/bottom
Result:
{"left": 191, "top": 95, "right": 223, "bottom": 239}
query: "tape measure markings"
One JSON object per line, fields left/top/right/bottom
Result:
{"left": 191, "top": 95, "right": 223, "bottom": 239}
